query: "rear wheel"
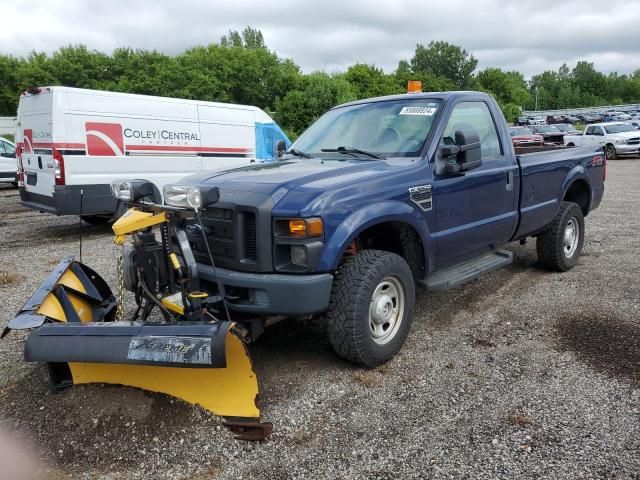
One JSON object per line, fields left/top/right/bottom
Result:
{"left": 605, "top": 144, "right": 617, "bottom": 160}
{"left": 81, "top": 215, "right": 111, "bottom": 225}
{"left": 536, "top": 201, "right": 584, "bottom": 271}
{"left": 326, "top": 250, "right": 415, "bottom": 367}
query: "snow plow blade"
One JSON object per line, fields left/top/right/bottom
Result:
{"left": 24, "top": 321, "right": 260, "bottom": 419}
{"left": 7, "top": 257, "right": 267, "bottom": 435}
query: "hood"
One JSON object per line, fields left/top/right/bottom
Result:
{"left": 608, "top": 130, "right": 639, "bottom": 139}
{"left": 512, "top": 134, "right": 543, "bottom": 142}
{"left": 180, "top": 157, "right": 409, "bottom": 210}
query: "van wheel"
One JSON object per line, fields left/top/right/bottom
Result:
{"left": 326, "top": 250, "right": 415, "bottom": 367}
{"left": 536, "top": 201, "right": 584, "bottom": 272}
{"left": 81, "top": 215, "right": 111, "bottom": 225}
{"left": 605, "top": 144, "right": 617, "bottom": 160}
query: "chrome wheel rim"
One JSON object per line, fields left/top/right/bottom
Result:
{"left": 563, "top": 217, "right": 580, "bottom": 258}
{"left": 368, "top": 276, "right": 405, "bottom": 345}
{"left": 606, "top": 145, "right": 615, "bottom": 159}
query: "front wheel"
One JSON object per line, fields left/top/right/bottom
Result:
{"left": 605, "top": 144, "right": 618, "bottom": 160}
{"left": 326, "top": 250, "right": 415, "bottom": 367}
{"left": 536, "top": 201, "right": 585, "bottom": 271}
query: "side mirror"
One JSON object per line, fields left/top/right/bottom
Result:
{"left": 439, "top": 129, "right": 482, "bottom": 174}
{"left": 276, "top": 140, "right": 287, "bottom": 159}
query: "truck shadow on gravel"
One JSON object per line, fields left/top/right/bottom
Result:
{"left": 555, "top": 312, "right": 639, "bottom": 386}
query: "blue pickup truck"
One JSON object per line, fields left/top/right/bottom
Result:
{"left": 125, "top": 91, "right": 606, "bottom": 367}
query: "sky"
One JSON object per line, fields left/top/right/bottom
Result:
{"left": 1, "top": 0, "right": 639, "bottom": 78}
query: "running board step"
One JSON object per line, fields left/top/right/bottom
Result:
{"left": 423, "top": 249, "right": 513, "bottom": 291}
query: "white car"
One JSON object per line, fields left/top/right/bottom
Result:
{"left": 0, "top": 136, "right": 16, "bottom": 185}
{"left": 527, "top": 116, "right": 546, "bottom": 126}
{"left": 613, "top": 112, "right": 632, "bottom": 121}
{"left": 564, "top": 122, "right": 640, "bottom": 159}
{"left": 15, "top": 87, "right": 290, "bottom": 223}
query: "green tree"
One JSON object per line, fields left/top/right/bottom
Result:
{"left": 410, "top": 41, "right": 478, "bottom": 89}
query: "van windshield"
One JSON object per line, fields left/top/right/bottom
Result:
{"left": 289, "top": 99, "right": 442, "bottom": 158}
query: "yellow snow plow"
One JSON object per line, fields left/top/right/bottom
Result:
{"left": 4, "top": 181, "right": 272, "bottom": 441}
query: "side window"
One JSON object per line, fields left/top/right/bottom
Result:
{"left": 442, "top": 102, "right": 503, "bottom": 160}
{"left": 585, "top": 126, "right": 594, "bottom": 135}
{"left": 0, "top": 142, "right": 5, "bottom": 156}
{"left": 3, "top": 142, "right": 15, "bottom": 157}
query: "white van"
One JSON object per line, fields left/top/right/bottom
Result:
{"left": 16, "top": 87, "right": 290, "bottom": 223}
{"left": 0, "top": 136, "right": 16, "bottom": 184}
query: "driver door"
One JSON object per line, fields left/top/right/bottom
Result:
{"left": 431, "top": 101, "right": 518, "bottom": 268}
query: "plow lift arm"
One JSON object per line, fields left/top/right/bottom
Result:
{"left": 4, "top": 179, "right": 272, "bottom": 441}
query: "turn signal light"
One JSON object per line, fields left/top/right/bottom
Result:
{"left": 288, "top": 218, "right": 323, "bottom": 237}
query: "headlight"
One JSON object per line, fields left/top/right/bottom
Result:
{"left": 614, "top": 139, "right": 624, "bottom": 145}
{"left": 163, "top": 185, "right": 201, "bottom": 209}
{"left": 163, "top": 185, "right": 220, "bottom": 210}
{"left": 110, "top": 179, "right": 155, "bottom": 202}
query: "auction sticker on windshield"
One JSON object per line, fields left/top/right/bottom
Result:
{"left": 399, "top": 106, "right": 437, "bottom": 116}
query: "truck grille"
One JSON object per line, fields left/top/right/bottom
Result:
{"left": 186, "top": 208, "right": 258, "bottom": 269}
{"left": 627, "top": 137, "right": 640, "bottom": 145}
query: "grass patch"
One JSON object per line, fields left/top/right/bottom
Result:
{"left": 0, "top": 271, "right": 24, "bottom": 287}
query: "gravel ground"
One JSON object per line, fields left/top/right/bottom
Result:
{"left": 0, "top": 161, "right": 638, "bottom": 479}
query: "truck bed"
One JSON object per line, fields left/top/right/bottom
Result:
{"left": 514, "top": 145, "right": 605, "bottom": 239}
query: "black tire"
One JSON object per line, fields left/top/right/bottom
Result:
{"left": 605, "top": 143, "right": 617, "bottom": 160}
{"left": 326, "top": 250, "right": 415, "bottom": 367}
{"left": 536, "top": 201, "right": 584, "bottom": 272}
{"left": 80, "top": 215, "right": 111, "bottom": 225}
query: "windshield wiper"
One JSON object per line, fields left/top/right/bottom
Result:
{"left": 284, "top": 148, "right": 312, "bottom": 158}
{"left": 321, "top": 146, "right": 385, "bottom": 160}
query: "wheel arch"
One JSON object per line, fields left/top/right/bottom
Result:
{"left": 318, "top": 201, "right": 432, "bottom": 278}
{"left": 562, "top": 173, "right": 591, "bottom": 216}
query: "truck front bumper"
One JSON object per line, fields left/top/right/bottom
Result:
{"left": 19, "top": 184, "right": 118, "bottom": 216}
{"left": 198, "top": 264, "right": 334, "bottom": 316}
{"left": 615, "top": 144, "right": 640, "bottom": 156}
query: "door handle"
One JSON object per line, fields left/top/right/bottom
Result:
{"left": 506, "top": 170, "right": 514, "bottom": 191}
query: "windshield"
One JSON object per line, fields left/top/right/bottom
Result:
{"left": 289, "top": 99, "right": 442, "bottom": 158}
{"left": 604, "top": 124, "right": 635, "bottom": 134}
{"left": 535, "top": 126, "right": 560, "bottom": 133}
{"left": 510, "top": 128, "right": 533, "bottom": 136}
{"left": 555, "top": 124, "right": 573, "bottom": 132}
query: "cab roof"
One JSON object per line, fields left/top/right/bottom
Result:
{"left": 333, "top": 91, "right": 492, "bottom": 109}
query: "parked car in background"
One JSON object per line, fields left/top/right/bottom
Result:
{"left": 554, "top": 123, "right": 581, "bottom": 135}
{"left": 516, "top": 115, "right": 529, "bottom": 126}
{"left": 559, "top": 115, "right": 580, "bottom": 124}
{"left": 0, "top": 136, "right": 16, "bottom": 185}
{"left": 629, "top": 121, "right": 640, "bottom": 130}
{"left": 563, "top": 122, "right": 640, "bottom": 159}
{"left": 508, "top": 127, "right": 544, "bottom": 147}
{"left": 15, "top": 86, "right": 290, "bottom": 223}
{"left": 528, "top": 116, "right": 546, "bottom": 126}
{"left": 531, "top": 125, "right": 565, "bottom": 144}
{"left": 614, "top": 112, "right": 633, "bottom": 121}
{"left": 576, "top": 113, "right": 598, "bottom": 123}
{"left": 546, "top": 115, "right": 561, "bottom": 124}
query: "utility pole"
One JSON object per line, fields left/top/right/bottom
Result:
{"left": 535, "top": 86, "right": 539, "bottom": 111}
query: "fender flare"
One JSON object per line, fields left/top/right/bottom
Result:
{"left": 317, "top": 200, "right": 433, "bottom": 273}
{"left": 560, "top": 165, "right": 591, "bottom": 212}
